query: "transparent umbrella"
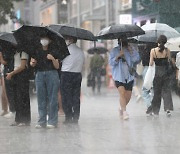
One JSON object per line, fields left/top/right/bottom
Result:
{"left": 165, "top": 37, "right": 180, "bottom": 52}
{"left": 137, "top": 23, "right": 180, "bottom": 43}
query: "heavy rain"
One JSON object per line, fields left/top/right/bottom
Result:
{"left": 0, "top": 0, "right": 180, "bottom": 154}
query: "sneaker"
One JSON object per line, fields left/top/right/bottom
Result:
{"left": 47, "top": 124, "right": 56, "bottom": 129}
{"left": 35, "top": 124, "right": 46, "bottom": 129}
{"left": 123, "top": 111, "right": 129, "bottom": 120}
{"left": 152, "top": 113, "right": 159, "bottom": 118}
{"left": 0, "top": 111, "right": 8, "bottom": 116}
{"left": 4, "top": 112, "right": 15, "bottom": 119}
{"left": 18, "top": 123, "right": 30, "bottom": 127}
{"left": 146, "top": 106, "right": 153, "bottom": 116}
{"left": 10, "top": 122, "right": 19, "bottom": 126}
{"left": 166, "top": 110, "right": 171, "bottom": 117}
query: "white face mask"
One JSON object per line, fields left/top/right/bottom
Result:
{"left": 40, "top": 39, "right": 49, "bottom": 46}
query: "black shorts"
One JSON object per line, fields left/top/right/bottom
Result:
{"left": 115, "top": 80, "right": 134, "bottom": 91}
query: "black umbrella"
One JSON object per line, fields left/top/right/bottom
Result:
{"left": 0, "top": 32, "right": 17, "bottom": 45}
{"left": 96, "top": 24, "right": 145, "bottom": 40}
{"left": 0, "top": 32, "right": 17, "bottom": 56}
{"left": 49, "top": 24, "right": 96, "bottom": 41}
{"left": 87, "top": 47, "right": 108, "bottom": 54}
{"left": 13, "top": 25, "right": 69, "bottom": 60}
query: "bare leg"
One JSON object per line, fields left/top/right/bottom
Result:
{"left": 117, "top": 86, "right": 127, "bottom": 111}
{"left": 125, "top": 90, "right": 132, "bottom": 105}
{"left": 1, "top": 77, "right": 9, "bottom": 116}
{"left": 58, "top": 89, "right": 64, "bottom": 115}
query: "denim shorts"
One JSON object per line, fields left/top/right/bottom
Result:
{"left": 115, "top": 80, "right": 134, "bottom": 91}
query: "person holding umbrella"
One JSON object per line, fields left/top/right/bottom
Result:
{"left": 149, "top": 35, "right": 173, "bottom": 116}
{"left": 13, "top": 25, "right": 69, "bottom": 128}
{"left": 89, "top": 49, "right": 105, "bottom": 93}
{"left": 0, "top": 51, "right": 9, "bottom": 116}
{"left": 109, "top": 37, "right": 140, "bottom": 120}
{"left": 60, "top": 36, "right": 85, "bottom": 124}
{"left": 0, "top": 33, "right": 17, "bottom": 118}
{"left": 5, "top": 48, "right": 31, "bottom": 126}
{"left": 30, "top": 35, "right": 60, "bottom": 129}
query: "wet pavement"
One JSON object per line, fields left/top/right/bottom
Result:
{"left": 0, "top": 79, "right": 180, "bottom": 154}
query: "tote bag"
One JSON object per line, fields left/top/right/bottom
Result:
{"left": 143, "top": 64, "right": 155, "bottom": 90}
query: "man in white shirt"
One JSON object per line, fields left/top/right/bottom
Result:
{"left": 61, "top": 36, "right": 85, "bottom": 124}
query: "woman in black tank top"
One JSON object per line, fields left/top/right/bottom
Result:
{"left": 149, "top": 35, "right": 173, "bottom": 116}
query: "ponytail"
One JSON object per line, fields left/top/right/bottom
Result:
{"left": 157, "top": 35, "right": 167, "bottom": 53}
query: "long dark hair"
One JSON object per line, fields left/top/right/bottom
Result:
{"left": 157, "top": 35, "right": 167, "bottom": 52}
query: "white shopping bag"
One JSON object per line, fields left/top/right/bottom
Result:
{"left": 176, "top": 52, "right": 180, "bottom": 81}
{"left": 143, "top": 64, "right": 155, "bottom": 90}
{"left": 136, "top": 61, "right": 144, "bottom": 76}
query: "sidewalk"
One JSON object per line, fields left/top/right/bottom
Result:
{"left": 0, "top": 78, "right": 180, "bottom": 154}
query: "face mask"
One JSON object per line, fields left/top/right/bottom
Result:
{"left": 40, "top": 39, "right": 49, "bottom": 46}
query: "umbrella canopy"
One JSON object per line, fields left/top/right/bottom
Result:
{"left": 49, "top": 24, "right": 96, "bottom": 41}
{"left": 96, "top": 24, "right": 145, "bottom": 40}
{"left": 0, "top": 32, "right": 17, "bottom": 45}
{"left": 87, "top": 47, "right": 108, "bottom": 54}
{"left": 13, "top": 25, "right": 69, "bottom": 60}
{"left": 137, "top": 23, "right": 180, "bottom": 43}
{"left": 0, "top": 32, "right": 17, "bottom": 55}
{"left": 165, "top": 37, "right": 180, "bottom": 52}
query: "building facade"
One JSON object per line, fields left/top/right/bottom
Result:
{"left": 132, "top": 0, "right": 180, "bottom": 27}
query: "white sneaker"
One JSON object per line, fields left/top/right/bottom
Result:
{"left": 4, "top": 112, "right": 15, "bottom": 119}
{"left": 47, "top": 124, "right": 56, "bottom": 129}
{"left": 35, "top": 124, "right": 43, "bottom": 129}
{"left": 166, "top": 110, "right": 171, "bottom": 117}
{"left": 123, "top": 111, "right": 129, "bottom": 120}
